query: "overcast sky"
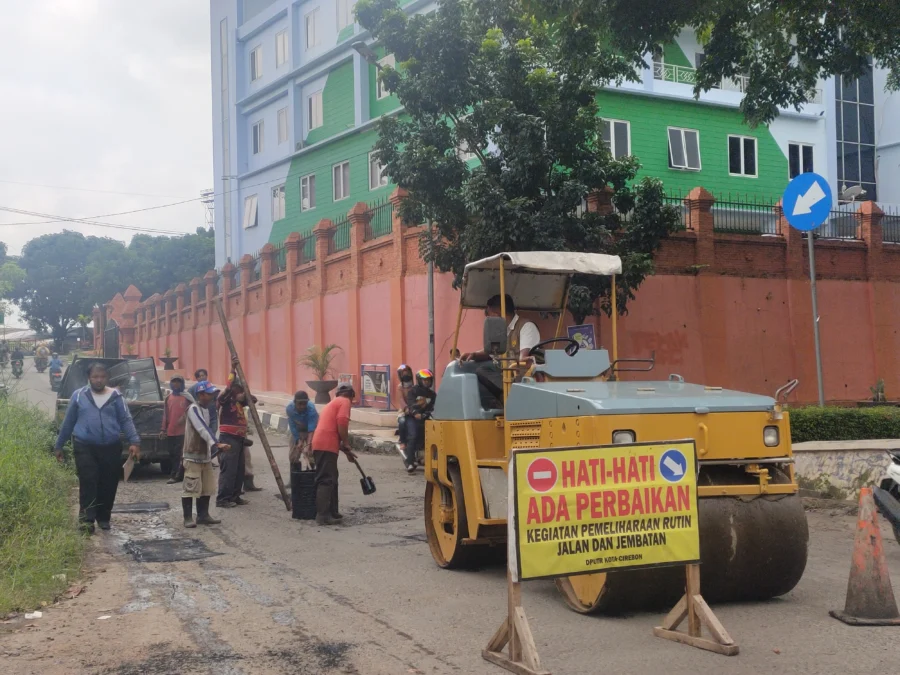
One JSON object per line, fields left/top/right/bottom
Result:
{"left": 0, "top": 0, "right": 213, "bottom": 263}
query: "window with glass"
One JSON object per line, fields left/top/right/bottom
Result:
{"left": 728, "top": 135, "right": 757, "bottom": 177}
{"left": 601, "top": 119, "right": 630, "bottom": 159}
{"left": 308, "top": 90, "right": 323, "bottom": 130}
{"left": 835, "top": 62, "right": 876, "bottom": 200}
{"left": 277, "top": 107, "right": 288, "bottom": 144}
{"left": 369, "top": 152, "right": 388, "bottom": 190}
{"left": 300, "top": 174, "right": 316, "bottom": 210}
{"left": 305, "top": 9, "right": 319, "bottom": 49}
{"left": 788, "top": 143, "right": 814, "bottom": 179}
{"left": 333, "top": 161, "right": 350, "bottom": 201}
{"left": 275, "top": 30, "right": 288, "bottom": 68}
{"left": 252, "top": 120, "right": 264, "bottom": 154}
{"left": 250, "top": 46, "right": 262, "bottom": 81}
{"left": 376, "top": 54, "right": 395, "bottom": 100}
{"left": 337, "top": 0, "right": 355, "bottom": 30}
{"left": 243, "top": 195, "right": 258, "bottom": 228}
{"left": 272, "top": 184, "right": 285, "bottom": 221}
{"left": 668, "top": 127, "right": 701, "bottom": 170}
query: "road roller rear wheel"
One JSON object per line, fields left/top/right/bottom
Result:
{"left": 425, "top": 463, "right": 484, "bottom": 569}
{"left": 555, "top": 467, "right": 809, "bottom": 614}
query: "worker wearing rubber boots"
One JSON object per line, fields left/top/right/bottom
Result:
{"left": 310, "top": 383, "right": 358, "bottom": 526}
{"left": 181, "top": 381, "right": 226, "bottom": 528}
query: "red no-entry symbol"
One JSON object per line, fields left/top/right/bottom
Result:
{"left": 526, "top": 457, "right": 558, "bottom": 493}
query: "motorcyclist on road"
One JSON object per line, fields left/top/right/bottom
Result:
{"left": 404, "top": 369, "right": 436, "bottom": 473}
{"left": 49, "top": 353, "right": 64, "bottom": 372}
{"left": 0, "top": 341, "right": 8, "bottom": 366}
{"left": 11, "top": 347, "right": 24, "bottom": 362}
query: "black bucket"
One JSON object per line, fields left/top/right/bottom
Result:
{"left": 290, "top": 465, "right": 317, "bottom": 520}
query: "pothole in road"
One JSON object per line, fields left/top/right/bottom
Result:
{"left": 104, "top": 640, "right": 356, "bottom": 675}
{"left": 124, "top": 538, "right": 223, "bottom": 563}
{"left": 113, "top": 502, "right": 171, "bottom": 514}
{"left": 349, "top": 505, "right": 411, "bottom": 525}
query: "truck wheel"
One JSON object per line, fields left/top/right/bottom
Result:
{"left": 159, "top": 460, "right": 173, "bottom": 476}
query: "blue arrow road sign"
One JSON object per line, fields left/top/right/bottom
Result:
{"left": 659, "top": 449, "right": 688, "bottom": 483}
{"left": 783, "top": 172, "right": 833, "bottom": 231}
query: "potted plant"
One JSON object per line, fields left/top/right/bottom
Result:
{"left": 299, "top": 344, "right": 341, "bottom": 404}
{"left": 159, "top": 346, "right": 179, "bottom": 371}
{"left": 857, "top": 378, "right": 900, "bottom": 407}
{"left": 122, "top": 344, "right": 139, "bottom": 360}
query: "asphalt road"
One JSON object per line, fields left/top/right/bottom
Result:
{"left": 3, "top": 358, "right": 900, "bottom": 674}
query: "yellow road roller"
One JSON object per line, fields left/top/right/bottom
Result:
{"left": 424, "top": 251, "right": 808, "bottom": 613}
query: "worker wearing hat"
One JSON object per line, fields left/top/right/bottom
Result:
{"left": 182, "top": 381, "right": 227, "bottom": 528}
{"left": 160, "top": 375, "right": 192, "bottom": 484}
{"left": 310, "top": 382, "right": 358, "bottom": 526}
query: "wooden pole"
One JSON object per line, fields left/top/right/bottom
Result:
{"left": 214, "top": 298, "right": 291, "bottom": 511}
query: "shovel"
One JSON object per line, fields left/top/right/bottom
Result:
{"left": 351, "top": 457, "right": 376, "bottom": 495}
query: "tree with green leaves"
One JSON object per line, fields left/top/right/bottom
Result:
{"left": 357, "top": 0, "right": 681, "bottom": 322}
{"left": 524, "top": 0, "right": 900, "bottom": 127}
{"left": 358, "top": 0, "right": 899, "bottom": 321}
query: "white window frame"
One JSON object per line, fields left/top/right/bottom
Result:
{"left": 272, "top": 184, "right": 286, "bottom": 221}
{"left": 376, "top": 54, "right": 395, "bottom": 100}
{"left": 308, "top": 90, "right": 323, "bottom": 130}
{"left": 252, "top": 119, "right": 264, "bottom": 155}
{"left": 300, "top": 174, "right": 316, "bottom": 211}
{"left": 242, "top": 194, "right": 258, "bottom": 229}
{"left": 788, "top": 142, "right": 815, "bottom": 179}
{"left": 601, "top": 118, "right": 631, "bottom": 159}
{"left": 275, "top": 30, "right": 288, "bottom": 68}
{"left": 305, "top": 9, "right": 319, "bottom": 50}
{"left": 368, "top": 152, "right": 388, "bottom": 190}
{"left": 333, "top": 161, "right": 350, "bottom": 201}
{"left": 250, "top": 46, "right": 262, "bottom": 82}
{"left": 337, "top": 0, "right": 355, "bottom": 30}
{"left": 667, "top": 127, "right": 701, "bottom": 171}
{"left": 727, "top": 134, "right": 758, "bottom": 177}
{"left": 277, "top": 107, "right": 289, "bottom": 145}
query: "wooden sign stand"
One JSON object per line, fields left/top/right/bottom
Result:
{"left": 653, "top": 564, "right": 739, "bottom": 656}
{"left": 482, "top": 573, "right": 550, "bottom": 675}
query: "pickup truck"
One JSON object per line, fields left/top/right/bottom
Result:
{"left": 55, "top": 357, "right": 171, "bottom": 473}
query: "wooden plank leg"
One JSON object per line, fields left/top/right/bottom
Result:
{"left": 486, "top": 618, "right": 510, "bottom": 653}
{"left": 513, "top": 607, "right": 542, "bottom": 672}
{"left": 482, "top": 649, "right": 552, "bottom": 675}
{"left": 653, "top": 565, "right": 739, "bottom": 657}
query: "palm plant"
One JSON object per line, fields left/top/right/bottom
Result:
{"left": 298, "top": 344, "right": 341, "bottom": 380}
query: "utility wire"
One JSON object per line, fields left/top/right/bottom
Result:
{"left": 0, "top": 206, "right": 186, "bottom": 235}
{"left": 0, "top": 178, "right": 179, "bottom": 199}
{"left": 0, "top": 146, "right": 387, "bottom": 228}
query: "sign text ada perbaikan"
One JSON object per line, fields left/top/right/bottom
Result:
{"left": 511, "top": 441, "right": 700, "bottom": 580}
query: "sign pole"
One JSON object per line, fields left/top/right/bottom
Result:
{"left": 807, "top": 235, "right": 825, "bottom": 407}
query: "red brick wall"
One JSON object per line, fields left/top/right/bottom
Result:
{"left": 98, "top": 191, "right": 895, "bottom": 404}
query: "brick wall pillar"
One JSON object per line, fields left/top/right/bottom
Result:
{"left": 586, "top": 186, "right": 615, "bottom": 216}
{"left": 686, "top": 187, "right": 716, "bottom": 272}
{"left": 389, "top": 188, "right": 409, "bottom": 371}
{"left": 858, "top": 201, "right": 884, "bottom": 280}
{"left": 312, "top": 219, "right": 334, "bottom": 350}
{"left": 347, "top": 203, "right": 371, "bottom": 382}
{"left": 189, "top": 278, "right": 201, "bottom": 330}
{"left": 204, "top": 270, "right": 218, "bottom": 326}
{"left": 284, "top": 233, "right": 302, "bottom": 302}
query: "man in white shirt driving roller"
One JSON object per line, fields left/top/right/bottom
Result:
{"left": 461, "top": 294, "right": 541, "bottom": 408}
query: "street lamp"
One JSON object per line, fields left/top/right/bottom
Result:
{"left": 351, "top": 41, "right": 380, "bottom": 65}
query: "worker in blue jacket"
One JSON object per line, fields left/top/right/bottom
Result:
{"left": 55, "top": 362, "right": 141, "bottom": 534}
{"left": 286, "top": 390, "right": 319, "bottom": 466}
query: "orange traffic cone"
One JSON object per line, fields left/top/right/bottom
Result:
{"left": 830, "top": 487, "right": 900, "bottom": 625}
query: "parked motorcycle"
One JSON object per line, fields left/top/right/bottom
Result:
{"left": 11, "top": 359, "right": 24, "bottom": 379}
{"left": 49, "top": 369, "right": 63, "bottom": 392}
{"left": 874, "top": 450, "right": 900, "bottom": 545}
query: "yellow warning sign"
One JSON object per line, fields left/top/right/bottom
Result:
{"left": 511, "top": 441, "right": 700, "bottom": 581}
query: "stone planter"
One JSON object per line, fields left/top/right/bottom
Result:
{"left": 122, "top": 354, "right": 139, "bottom": 360}
{"left": 307, "top": 380, "right": 338, "bottom": 404}
{"left": 160, "top": 356, "right": 179, "bottom": 371}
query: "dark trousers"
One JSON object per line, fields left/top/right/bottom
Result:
{"left": 313, "top": 450, "right": 340, "bottom": 518}
{"left": 167, "top": 435, "right": 185, "bottom": 479}
{"left": 73, "top": 441, "right": 122, "bottom": 524}
{"left": 397, "top": 415, "right": 408, "bottom": 445}
{"left": 405, "top": 416, "right": 425, "bottom": 466}
{"left": 217, "top": 433, "right": 246, "bottom": 503}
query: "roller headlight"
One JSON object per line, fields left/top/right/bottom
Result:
{"left": 763, "top": 426, "right": 780, "bottom": 447}
{"left": 613, "top": 430, "right": 636, "bottom": 444}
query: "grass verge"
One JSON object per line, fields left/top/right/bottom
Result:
{"left": 0, "top": 396, "right": 84, "bottom": 614}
